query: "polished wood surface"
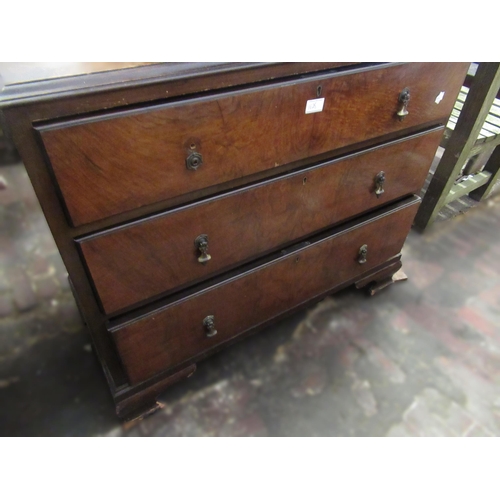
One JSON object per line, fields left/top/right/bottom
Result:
{"left": 38, "top": 62, "right": 468, "bottom": 226}
{"left": 2, "top": 62, "right": 468, "bottom": 418}
{"left": 110, "top": 198, "right": 420, "bottom": 385}
{"left": 1, "top": 62, "right": 354, "bottom": 107}
{"left": 0, "top": 62, "right": 154, "bottom": 87}
{"left": 79, "top": 128, "right": 443, "bottom": 315}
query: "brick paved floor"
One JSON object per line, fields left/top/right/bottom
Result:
{"left": 1, "top": 158, "right": 500, "bottom": 436}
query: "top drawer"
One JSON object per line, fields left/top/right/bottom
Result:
{"left": 37, "top": 62, "right": 468, "bottom": 226}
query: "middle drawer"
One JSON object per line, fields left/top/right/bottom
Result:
{"left": 77, "top": 128, "right": 442, "bottom": 315}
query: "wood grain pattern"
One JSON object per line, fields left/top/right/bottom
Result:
{"left": 110, "top": 198, "right": 420, "bottom": 385}
{"left": 1, "top": 62, "right": 354, "bottom": 106}
{"left": 79, "top": 128, "right": 443, "bottom": 315}
{"left": 2, "top": 62, "right": 470, "bottom": 420}
{"left": 38, "top": 62, "right": 468, "bottom": 226}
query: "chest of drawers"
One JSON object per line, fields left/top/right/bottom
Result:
{"left": 0, "top": 62, "right": 469, "bottom": 419}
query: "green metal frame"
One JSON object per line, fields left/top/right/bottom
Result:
{"left": 414, "top": 63, "right": 500, "bottom": 231}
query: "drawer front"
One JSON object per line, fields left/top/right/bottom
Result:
{"left": 110, "top": 198, "right": 420, "bottom": 385}
{"left": 79, "top": 128, "right": 442, "bottom": 315}
{"left": 38, "top": 62, "right": 468, "bottom": 226}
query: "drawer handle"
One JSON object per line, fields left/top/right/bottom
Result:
{"left": 358, "top": 244, "right": 368, "bottom": 264}
{"left": 203, "top": 315, "right": 218, "bottom": 337}
{"left": 186, "top": 151, "right": 203, "bottom": 171}
{"left": 375, "top": 171, "right": 385, "bottom": 198}
{"left": 396, "top": 88, "right": 410, "bottom": 121}
{"left": 195, "top": 234, "right": 212, "bottom": 264}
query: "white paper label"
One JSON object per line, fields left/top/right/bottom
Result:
{"left": 435, "top": 91, "right": 445, "bottom": 104}
{"left": 305, "top": 98, "right": 325, "bottom": 114}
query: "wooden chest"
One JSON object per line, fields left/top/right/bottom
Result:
{"left": 0, "top": 62, "right": 469, "bottom": 418}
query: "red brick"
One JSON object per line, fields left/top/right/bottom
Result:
{"left": 458, "top": 307, "right": 497, "bottom": 337}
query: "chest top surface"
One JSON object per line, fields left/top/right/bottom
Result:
{"left": 0, "top": 62, "right": 359, "bottom": 108}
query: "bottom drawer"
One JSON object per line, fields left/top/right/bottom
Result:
{"left": 110, "top": 197, "right": 420, "bottom": 385}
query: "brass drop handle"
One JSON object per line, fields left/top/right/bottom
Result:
{"left": 203, "top": 315, "right": 217, "bottom": 337}
{"left": 195, "top": 234, "right": 211, "bottom": 264}
{"left": 375, "top": 171, "right": 385, "bottom": 198}
{"left": 396, "top": 88, "right": 410, "bottom": 121}
{"left": 358, "top": 244, "right": 368, "bottom": 264}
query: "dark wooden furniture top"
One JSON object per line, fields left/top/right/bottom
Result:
{"left": 0, "top": 62, "right": 154, "bottom": 86}
{"left": 0, "top": 62, "right": 469, "bottom": 419}
{"left": 0, "top": 62, "right": 354, "bottom": 107}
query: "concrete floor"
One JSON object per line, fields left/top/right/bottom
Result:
{"left": 1, "top": 158, "right": 500, "bottom": 437}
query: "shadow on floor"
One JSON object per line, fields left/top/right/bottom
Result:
{"left": 1, "top": 161, "right": 500, "bottom": 436}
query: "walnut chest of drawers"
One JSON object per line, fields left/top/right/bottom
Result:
{"left": 0, "top": 62, "right": 469, "bottom": 418}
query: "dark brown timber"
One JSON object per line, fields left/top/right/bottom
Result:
{"left": 37, "top": 63, "right": 467, "bottom": 226}
{"left": 110, "top": 198, "right": 420, "bottom": 385}
{"left": 79, "top": 128, "right": 444, "bottom": 315}
{"left": 0, "top": 62, "right": 469, "bottom": 419}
